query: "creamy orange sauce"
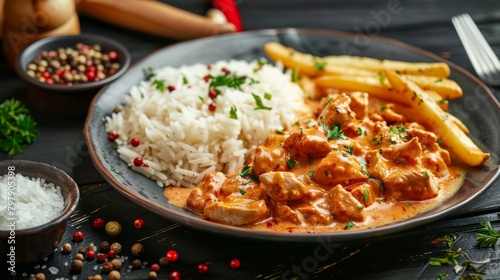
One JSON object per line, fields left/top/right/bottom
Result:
{"left": 163, "top": 92, "right": 469, "bottom": 233}
{"left": 164, "top": 166, "right": 466, "bottom": 233}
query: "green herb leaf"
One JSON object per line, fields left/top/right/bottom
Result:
{"left": 380, "top": 104, "right": 387, "bottom": 111}
{"left": 182, "top": 76, "right": 189, "bottom": 85}
{"left": 209, "top": 74, "right": 246, "bottom": 91}
{"left": 439, "top": 99, "right": 448, "bottom": 104}
{"left": 238, "top": 166, "right": 251, "bottom": 178}
{"left": 363, "top": 187, "right": 369, "bottom": 204}
{"left": 287, "top": 159, "right": 296, "bottom": 169}
{"left": 152, "top": 79, "right": 166, "bottom": 92}
{"left": 429, "top": 249, "right": 461, "bottom": 266}
{"left": 264, "top": 93, "right": 272, "bottom": 100}
{"left": 344, "top": 221, "right": 355, "bottom": 230}
{"left": 238, "top": 188, "right": 247, "bottom": 195}
{"left": 313, "top": 57, "right": 326, "bottom": 71}
{"left": 436, "top": 273, "right": 449, "bottom": 280}
{"left": 143, "top": 66, "right": 156, "bottom": 80}
{"left": 0, "top": 99, "right": 39, "bottom": 156}
{"left": 476, "top": 221, "right": 500, "bottom": 248}
{"left": 275, "top": 130, "right": 285, "bottom": 135}
{"left": 230, "top": 106, "right": 238, "bottom": 120}
{"left": 308, "top": 170, "right": 315, "bottom": 177}
{"left": 357, "top": 127, "right": 365, "bottom": 136}
{"left": 252, "top": 93, "right": 272, "bottom": 110}
{"left": 371, "top": 137, "right": 382, "bottom": 146}
{"left": 361, "top": 164, "right": 370, "bottom": 176}
{"left": 291, "top": 69, "right": 299, "bottom": 82}
{"left": 377, "top": 71, "right": 386, "bottom": 85}
{"left": 344, "top": 145, "right": 354, "bottom": 155}
{"left": 423, "top": 172, "right": 429, "bottom": 179}
{"left": 321, "top": 123, "right": 346, "bottom": 140}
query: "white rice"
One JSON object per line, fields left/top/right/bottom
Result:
{"left": 105, "top": 59, "right": 309, "bottom": 187}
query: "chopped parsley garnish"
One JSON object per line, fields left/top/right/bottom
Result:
{"left": 252, "top": 93, "right": 272, "bottom": 110}
{"left": 343, "top": 153, "right": 350, "bottom": 158}
{"left": 275, "top": 130, "right": 285, "bottom": 135}
{"left": 313, "top": 56, "right": 326, "bottom": 71}
{"left": 152, "top": 79, "right": 166, "bottom": 92}
{"left": 291, "top": 69, "right": 299, "bottom": 82}
{"left": 321, "top": 123, "right": 346, "bottom": 140}
{"left": 209, "top": 74, "right": 246, "bottom": 91}
{"left": 423, "top": 172, "right": 429, "bottom": 179}
{"left": 198, "top": 96, "right": 204, "bottom": 102}
{"left": 238, "top": 188, "right": 247, "bottom": 195}
{"left": 154, "top": 194, "right": 158, "bottom": 199}
{"left": 377, "top": 71, "right": 386, "bottom": 84}
{"left": 363, "top": 187, "right": 369, "bottom": 204}
{"left": 439, "top": 99, "right": 449, "bottom": 104}
{"left": 429, "top": 249, "right": 461, "bottom": 266}
{"left": 238, "top": 165, "right": 251, "bottom": 178}
{"left": 308, "top": 170, "right": 315, "bottom": 177}
{"left": 371, "top": 137, "right": 382, "bottom": 145}
{"left": 476, "top": 221, "right": 500, "bottom": 248}
{"left": 143, "top": 66, "right": 156, "bottom": 80}
{"left": 361, "top": 164, "right": 370, "bottom": 176}
{"left": 435, "top": 78, "right": 443, "bottom": 83}
{"left": 380, "top": 104, "right": 387, "bottom": 111}
{"left": 289, "top": 51, "right": 295, "bottom": 57}
{"left": 436, "top": 274, "right": 448, "bottom": 280}
{"left": 357, "top": 127, "right": 365, "bottom": 136}
{"left": 344, "top": 221, "right": 355, "bottom": 230}
{"left": 182, "top": 76, "right": 189, "bottom": 85}
{"left": 344, "top": 145, "right": 354, "bottom": 155}
{"left": 287, "top": 159, "right": 296, "bottom": 169}
{"left": 264, "top": 93, "right": 272, "bottom": 100}
{"left": 390, "top": 136, "right": 397, "bottom": 144}
{"left": 0, "top": 99, "right": 39, "bottom": 156}
{"left": 249, "top": 78, "right": 260, "bottom": 85}
{"left": 230, "top": 106, "right": 238, "bottom": 120}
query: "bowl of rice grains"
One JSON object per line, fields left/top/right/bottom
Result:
{"left": 0, "top": 160, "right": 80, "bottom": 264}
{"left": 14, "top": 33, "right": 131, "bottom": 117}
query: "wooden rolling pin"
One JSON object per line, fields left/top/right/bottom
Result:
{"left": 75, "top": 0, "right": 236, "bottom": 40}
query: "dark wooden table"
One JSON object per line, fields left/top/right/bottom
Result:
{"left": 2, "top": 1, "right": 500, "bottom": 279}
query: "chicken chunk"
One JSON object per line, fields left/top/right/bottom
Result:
{"left": 421, "top": 153, "right": 450, "bottom": 178}
{"left": 276, "top": 201, "right": 333, "bottom": 225}
{"left": 259, "top": 171, "right": 309, "bottom": 201}
{"left": 349, "top": 92, "right": 369, "bottom": 120}
{"left": 383, "top": 170, "right": 439, "bottom": 202}
{"left": 407, "top": 126, "right": 440, "bottom": 152}
{"left": 204, "top": 197, "right": 267, "bottom": 226}
{"left": 318, "top": 93, "right": 358, "bottom": 134}
{"left": 187, "top": 172, "right": 226, "bottom": 214}
{"left": 380, "top": 137, "right": 422, "bottom": 164}
{"left": 312, "top": 151, "right": 368, "bottom": 184}
{"left": 328, "top": 185, "right": 366, "bottom": 222}
{"left": 366, "top": 150, "right": 390, "bottom": 180}
{"left": 283, "top": 127, "right": 332, "bottom": 159}
{"left": 350, "top": 182, "right": 381, "bottom": 207}
{"left": 252, "top": 146, "right": 290, "bottom": 175}
{"left": 379, "top": 104, "right": 406, "bottom": 124}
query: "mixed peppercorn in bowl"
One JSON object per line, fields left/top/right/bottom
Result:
{"left": 14, "top": 33, "right": 131, "bottom": 117}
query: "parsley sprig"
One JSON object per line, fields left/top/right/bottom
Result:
{"left": 0, "top": 99, "right": 39, "bottom": 156}
{"left": 209, "top": 74, "right": 246, "bottom": 92}
{"left": 252, "top": 93, "right": 272, "bottom": 110}
{"left": 476, "top": 221, "right": 500, "bottom": 248}
{"left": 321, "top": 123, "right": 346, "bottom": 140}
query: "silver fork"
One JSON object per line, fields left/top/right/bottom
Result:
{"left": 452, "top": 13, "right": 500, "bottom": 86}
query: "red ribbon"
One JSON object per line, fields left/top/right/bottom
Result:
{"left": 211, "top": 0, "right": 243, "bottom": 32}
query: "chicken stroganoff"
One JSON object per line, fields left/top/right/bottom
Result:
{"left": 165, "top": 92, "right": 466, "bottom": 232}
{"left": 163, "top": 42, "right": 489, "bottom": 233}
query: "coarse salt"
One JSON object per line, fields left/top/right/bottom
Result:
{"left": 0, "top": 173, "right": 65, "bottom": 230}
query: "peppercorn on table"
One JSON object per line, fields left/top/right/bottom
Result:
{"left": 1, "top": 1, "right": 500, "bottom": 279}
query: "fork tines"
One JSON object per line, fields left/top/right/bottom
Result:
{"left": 452, "top": 13, "right": 500, "bottom": 85}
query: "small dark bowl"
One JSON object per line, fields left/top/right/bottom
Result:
{"left": 0, "top": 160, "right": 79, "bottom": 264}
{"left": 14, "top": 33, "right": 131, "bottom": 117}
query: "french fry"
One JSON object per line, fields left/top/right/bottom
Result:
{"left": 314, "top": 75, "right": 448, "bottom": 111}
{"left": 264, "top": 42, "right": 462, "bottom": 100}
{"left": 323, "top": 55, "right": 451, "bottom": 78}
{"left": 393, "top": 104, "right": 469, "bottom": 134}
{"left": 384, "top": 70, "right": 489, "bottom": 166}
{"left": 404, "top": 75, "right": 462, "bottom": 99}
{"left": 264, "top": 42, "right": 374, "bottom": 77}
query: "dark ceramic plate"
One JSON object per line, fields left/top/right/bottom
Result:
{"left": 84, "top": 29, "right": 500, "bottom": 242}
